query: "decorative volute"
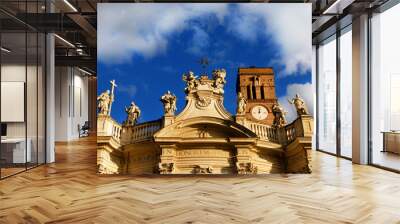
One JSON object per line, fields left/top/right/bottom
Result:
{"left": 175, "top": 70, "right": 233, "bottom": 122}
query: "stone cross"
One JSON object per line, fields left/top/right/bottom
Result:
{"left": 108, "top": 80, "right": 117, "bottom": 116}
{"left": 198, "top": 57, "right": 209, "bottom": 75}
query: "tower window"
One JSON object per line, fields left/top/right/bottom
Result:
{"left": 261, "top": 86, "right": 265, "bottom": 99}
{"left": 247, "top": 85, "right": 251, "bottom": 99}
{"left": 252, "top": 85, "right": 257, "bottom": 99}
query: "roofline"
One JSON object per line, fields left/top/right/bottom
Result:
{"left": 237, "top": 67, "right": 275, "bottom": 75}
{"left": 238, "top": 66, "right": 274, "bottom": 70}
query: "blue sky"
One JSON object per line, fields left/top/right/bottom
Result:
{"left": 98, "top": 3, "right": 312, "bottom": 123}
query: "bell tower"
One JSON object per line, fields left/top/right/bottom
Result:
{"left": 236, "top": 67, "right": 278, "bottom": 126}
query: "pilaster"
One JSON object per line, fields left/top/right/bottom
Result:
{"left": 158, "top": 144, "right": 176, "bottom": 174}
{"left": 235, "top": 145, "right": 257, "bottom": 174}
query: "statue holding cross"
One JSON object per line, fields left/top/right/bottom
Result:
{"left": 97, "top": 79, "right": 117, "bottom": 116}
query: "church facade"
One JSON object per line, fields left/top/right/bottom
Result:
{"left": 97, "top": 67, "right": 313, "bottom": 175}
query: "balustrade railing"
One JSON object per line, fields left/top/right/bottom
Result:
{"left": 245, "top": 115, "right": 312, "bottom": 146}
{"left": 111, "top": 123, "right": 122, "bottom": 141}
{"left": 131, "top": 120, "right": 162, "bottom": 143}
{"left": 97, "top": 115, "right": 122, "bottom": 144}
{"left": 245, "top": 122, "right": 278, "bottom": 143}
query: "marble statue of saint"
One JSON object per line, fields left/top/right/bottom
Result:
{"left": 125, "top": 101, "right": 141, "bottom": 126}
{"left": 160, "top": 90, "right": 177, "bottom": 116}
{"left": 236, "top": 92, "right": 247, "bottom": 115}
{"left": 212, "top": 69, "right": 227, "bottom": 94}
{"left": 288, "top": 93, "right": 309, "bottom": 116}
{"left": 97, "top": 90, "right": 111, "bottom": 115}
{"left": 272, "top": 103, "right": 288, "bottom": 128}
{"left": 182, "top": 71, "right": 198, "bottom": 93}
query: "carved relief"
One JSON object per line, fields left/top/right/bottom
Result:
{"left": 97, "top": 164, "right": 119, "bottom": 174}
{"left": 158, "top": 162, "right": 175, "bottom": 174}
{"left": 198, "top": 126, "right": 209, "bottom": 138}
{"left": 176, "top": 149, "right": 231, "bottom": 157}
{"left": 193, "top": 165, "right": 213, "bottom": 174}
{"left": 195, "top": 96, "right": 212, "bottom": 109}
{"left": 236, "top": 162, "right": 258, "bottom": 174}
{"left": 162, "top": 148, "right": 174, "bottom": 156}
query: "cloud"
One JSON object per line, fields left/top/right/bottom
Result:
{"left": 186, "top": 26, "right": 210, "bottom": 56}
{"left": 98, "top": 3, "right": 228, "bottom": 64}
{"left": 98, "top": 3, "right": 311, "bottom": 76}
{"left": 227, "top": 10, "right": 262, "bottom": 42}
{"left": 278, "top": 82, "right": 314, "bottom": 123}
{"left": 233, "top": 4, "right": 312, "bottom": 76}
{"left": 118, "top": 84, "right": 138, "bottom": 98}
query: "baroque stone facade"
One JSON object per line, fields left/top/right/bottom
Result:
{"left": 97, "top": 68, "right": 313, "bottom": 175}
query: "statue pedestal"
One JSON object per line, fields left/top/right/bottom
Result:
{"left": 235, "top": 114, "right": 246, "bottom": 126}
{"left": 163, "top": 115, "right": 175, "bottom": 127}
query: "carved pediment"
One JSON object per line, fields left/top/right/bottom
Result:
{"left": 177, "top": 71, "right": 233, "bottom": 122}
{"left": 154, "top": 117, "right": 257, "bottom": 140}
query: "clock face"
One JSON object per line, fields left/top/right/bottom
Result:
{"left": 251, "top": 105, "right": 268, "bottom": 120}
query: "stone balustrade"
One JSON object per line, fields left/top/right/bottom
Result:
{"left": 97, "top": 115, "right": 122, "bottom": 144}
{"left": 279, "top": 115, "right": 313, "bottom": 146}
{"left": 245, "top": 115, "right": 313, "bottom": 146}
{"left": 130, "top": 120, "right": 162, "bottom": 143}
{"left": 245, "top": 122, "right": 278, "bottom": 143}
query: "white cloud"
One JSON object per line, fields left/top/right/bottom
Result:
{"left": 186, "top": 26, "right": 210, "bottom": 56}
{"left": 227, "top": 11, "right": 261, "bottom": 42}
{"left": 98, "top": 3, "right": 311, "bottom": 76}
{"left": 278, "top": 82, "right": 314, "bottom": 123}
{"left": 118, "top": 84, "right": 137, "bottom": 98}
{"left": 98, "top": 3, "right": 228, "bottom": 64}
{"left": 233, "top": 4, "right": 312, "bottom": 76}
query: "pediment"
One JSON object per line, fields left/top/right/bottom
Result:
{"left": 174, "top": 89, "right": 233, "bottom": 122}
{"left": 154, "top": 116, "right": 257, "bottom": 140}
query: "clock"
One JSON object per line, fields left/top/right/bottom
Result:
{"left": 251, "top": 105, "right": 268, "bottom": 120}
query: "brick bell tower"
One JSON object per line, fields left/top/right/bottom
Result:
{"left": 236, "top": 67, "right": 278, "bottom": 126}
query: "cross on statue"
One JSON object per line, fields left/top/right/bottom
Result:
{"left": 198, "top": 57, "right": 210, "bottom": 75}
{"left": 108, "top": 80, "right": 117, "bottom": 116}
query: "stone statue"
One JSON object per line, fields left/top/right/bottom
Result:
{"left": 237, "top": 92, "right": 247, "bottom": 115}
{"left": 161, "top": 91, "right": 177, "bottom": 116}
{"left": 125, "top": 101, "right": 141, "bottom": 126}
{"left": 272, "top": 102, "right": 288, "bottom": 128}
{"left": 212, "top": 69, "right": 227, "bottom": 94}
{"left": 288, "top": 93, "right": 309, "bottom": 116}
{"left": 159, "top": 162, "right": 174, "bottom": 174}
{"left": 97, "top": 90, "right": 111, "bottom": 116}
{"left": 182, "top": 71, "right": 198, "bottom": 93}
{"left": 194, "top": 165, "right": 213, "bottom": 174}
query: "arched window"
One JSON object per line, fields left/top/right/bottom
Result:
{"left": 261, "top": 86, "right": 265, "bottom": 99}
